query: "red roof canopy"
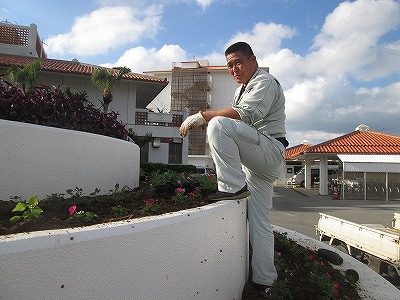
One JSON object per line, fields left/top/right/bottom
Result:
{"left": 0, "top": 53, "right": 168, "bottom": 84}
{"left": 286, "top": 130, "right": 400, "bottom": 160}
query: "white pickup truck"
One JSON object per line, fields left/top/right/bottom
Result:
{"left": 315, "top": 212, "right": 400, "bottom": 286}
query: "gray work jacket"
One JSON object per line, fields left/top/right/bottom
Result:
{"left": 232, "top": 68, "right": 286, "bottom": 138}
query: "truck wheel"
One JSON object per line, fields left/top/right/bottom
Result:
{"left": 367, "top": 255, "right": 383, "bottom": 274}
{"left": 317, "top": 248, "right": 343, "bottom": 265}
{"left": 345, "top": 269, "right": 359, "bottom": 282}
{"left": 382, "top": 264, "right": 400, "bottom": 287}
{"left": 335, "top": 243, "right": 349, "bottom": 254}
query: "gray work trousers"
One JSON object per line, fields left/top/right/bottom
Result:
{"left": 207, "top": 116, "right": 285, "bottom": 286}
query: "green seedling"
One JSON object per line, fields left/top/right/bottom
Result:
{"left": 10, "top": 195, "right": 43, "bottom": 224}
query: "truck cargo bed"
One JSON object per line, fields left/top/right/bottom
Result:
{"left": 316, "top": 213, "right": 400, "bottom": 264}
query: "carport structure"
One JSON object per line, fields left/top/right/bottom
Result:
{"left": 287, "top": 125, "right": 400, "bottom": 200}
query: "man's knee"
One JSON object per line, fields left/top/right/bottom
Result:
{"left": 207, "top": 116, "right": 228, "bottom": 135}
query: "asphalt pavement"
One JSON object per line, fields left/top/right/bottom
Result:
{"left": 270, "top": 186, "right": 400, "bottom": 239}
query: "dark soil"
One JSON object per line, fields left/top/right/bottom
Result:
{"left": 0, "top": 182, "right": 207, "bottom": 236}
{"left": 0, "top": 182, "right": 361, "bottom": 300}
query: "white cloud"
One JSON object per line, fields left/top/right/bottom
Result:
{"left": 355, "top": 82, "right": 400, "bottom": 115}
{"left": 44, "top": 5, "right": 163, "bottom": 56}
{"left": 195, "top": 0, "right": 214, "bottom": 10}
{"left": 225, "top": 22, "right": 297, "bottom": 57}
{"left": 289, "top": 130, "right": 343, "bottom": 147}
{"left": 0, "top": 8, "right": 10, "bottom": 17}
{"left": 101, "top": 44, "right": 188, "bottom": 72}
{"left": 285, "top": 76, "right": 327, "bottom": 123}
{"left": 305, "top": 0, "right": 400, "bottom": 81}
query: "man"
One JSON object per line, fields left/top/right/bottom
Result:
{"left": 179, "top": 41, "right": 288, "bottom": 298}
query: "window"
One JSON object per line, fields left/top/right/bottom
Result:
{"left": 169, "top": 143, "right": 182, "bottom": 164}
{"left": 140, "top": 143, "right": 149, "bottom": 163}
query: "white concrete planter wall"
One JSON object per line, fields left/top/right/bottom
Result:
{"left": 0, "top": 200, "right": 247, "bottom": 300}
{"left": 0, "top": 119, "right": 140, "bottom": 200}
{"left": 274, "top": 226, "right": 400, "bottom": 300}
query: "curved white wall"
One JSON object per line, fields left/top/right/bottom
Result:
{"left": 0, "top": 200, "right": 247, "bottom": 300}
{"left": 0, "top": 119, "right": 140, "bottom": 200}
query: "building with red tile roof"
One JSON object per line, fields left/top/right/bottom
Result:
{"left": 285, "top": 143, "right": 313, "bottom": 160}
{"left": 283, "top": 124, "right": 400, "bottom": 200}
{"left": 0, "top": 52, "right": 168, "bottom": 109}
{"left": 0, "top": 22, "right": 192, "bottom": 166}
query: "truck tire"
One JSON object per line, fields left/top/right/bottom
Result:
{"left": 345, "top": 269, "right": 359, "bottom": 282}
{"left": 381, "top": 263, "right": 400, "bottom": 287}
{"left": 335, "top": 242, "right": 349, "bottom": 254}
{"left": 367, "top": 255, "right": 383, "bottom": 274}
{"left": 317, "top": 248, "right": 343, "bottom": 265}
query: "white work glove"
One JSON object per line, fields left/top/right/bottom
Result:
{"left": 179, "top": 111, "right": 207, "bottom": 137}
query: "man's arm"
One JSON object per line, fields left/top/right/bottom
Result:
{"left": 179, "top": 107, "right": 241, "bottom": 137}
{"left": 201, "top": 107, "right": 240, "bottom": 122}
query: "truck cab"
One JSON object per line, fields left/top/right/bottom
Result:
{"left": 291, "top": 167, "right": 319, "bottom": 187}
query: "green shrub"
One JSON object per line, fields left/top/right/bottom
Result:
{"left": 0, "top": 82, "right": 128, "bottom": 140}
{"left": 140, "top": 162, "right": 196, "bottom": 177}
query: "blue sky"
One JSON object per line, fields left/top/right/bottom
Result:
{"left": 1, "top": 0, "right": 400, "bottom": 146}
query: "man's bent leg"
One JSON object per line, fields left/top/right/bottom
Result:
{"left": 207, "top": 116, "right": 247, "bottom": 193}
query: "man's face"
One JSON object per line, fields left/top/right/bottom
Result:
{"left": 226, "top": 51, "right": 257, "bottom": 86}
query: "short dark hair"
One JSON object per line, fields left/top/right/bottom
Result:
{"left": 225, "top": 41, "right": 254, "bottom": 58}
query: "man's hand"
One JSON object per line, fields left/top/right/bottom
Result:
{"left": 179, "top": 112, "right": 207, "bottom": 137}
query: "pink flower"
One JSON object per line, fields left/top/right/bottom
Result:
{"left": 176, "top": 188, "right": 184, "bottom": 193}
{"left": 308, "top": 255, "right": 314, "bottom": 260}
{"left": 333, "top": 282, "right": 340, "bottom": 293}
{"left": 69, "top": 205, "right": 77, "bottom": 216}
{"left": 188, "top": 192, "right": 197, "bottom": 197}
{"left": 177, "top": 180, "right": 182, "bottom": 185}
{"left": 143, "top": 198, "right": 156, "bottom": 206}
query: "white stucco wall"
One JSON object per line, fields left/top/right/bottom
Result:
{"left": 148, "top": 142, "right": 169, "bottom": 163}
{"left": 0, "top": 119, "right": 140, "bottom": 200}
{"left": 0, "top": 200, "right": 247, "bottom": 300}
{"left": 188, "top": 155, "right": 215, "bottom": 169}
{"left": 208, "top": 70, "right": 240, "bottom": 110}
{"left": 37, "top": 73, "right": 137, "bottom": 125}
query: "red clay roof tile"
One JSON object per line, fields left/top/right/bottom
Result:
{"left": 287, "top": 130, "right": 400, "bottom": 160}
{"left": 306, "top": 130, "right": 400, "bottom": 155}
{"left": 285, "top": 144, "right": 312, "bottom": 160}
{"left": 0, "top": 53, "right": 168, "bottom": 84}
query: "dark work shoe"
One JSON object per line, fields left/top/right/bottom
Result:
{"left": 206, "top": 184, "right": 250, "bottom": 202}
{"left": 252, "top": 282, "right": 272, "bottom": 299}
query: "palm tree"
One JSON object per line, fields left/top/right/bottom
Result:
{"left": 7, "top": 60, "right": 42, "bottom": 92}
{"left": 91, "top": 66, "right": 130, "bottom": 113}
{"left": 128, "top": 131, "right": 154, "bottom": 162}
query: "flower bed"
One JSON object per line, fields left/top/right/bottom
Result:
{"left": 270, "top": 226, "right": 400, "bottom": 300}
{"left": 0, "top": 199, "right": 248, "bottom": 300}
{"left": 1, "top": 184, "right": 399, "bottom": 299}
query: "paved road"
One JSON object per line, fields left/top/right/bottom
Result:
{"left": 270, "top": 186, "right": 400, "bottom": 239}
